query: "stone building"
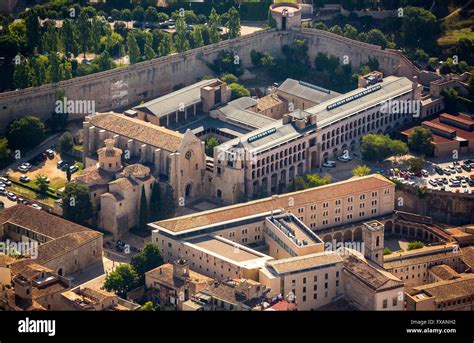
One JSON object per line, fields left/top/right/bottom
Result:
{"left": 145, "top": 259, "right": 212, "bottom": 310}
{"left": 1, "top": 204, "right": 103, "bottom": 277}
{"left": 83, "top": 113, "right": 206, "bottom": 207}
{"left": 76, "top": 138, "right": 155, "bottom": 238}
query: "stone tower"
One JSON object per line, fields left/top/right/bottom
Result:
{"left": 362, "top": 220, "right": 384, "bottom": 266}
{"left": 98, "top": 138, "right": 123, "bottom": 173}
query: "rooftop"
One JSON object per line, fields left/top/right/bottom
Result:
{"left": 150, "top": 174, "right": 393, "bottom": 234}
{"left": 430, "top": 264, "right": 460, "bottom": 280}
{"left": 185, "top": 235, "right": 270, "bottom": 266}
{"left": 343, "top": 254, "right": 402, "bottom": 291}
{"left": 146, "top": 263, "right": 212, "bottom": 289}
{"left": 133, "top": 79, "right": 219, "bottom": 118}
{"left": 267, "top": 251, "right": 342, "bottom": 275}
{"left": 277, "top": 78, "right": 340, "bottom": 104}
{"left": 410, "top": 274, "right": 474, "bottom": 304}
{"left": 89, "top": 112, "right": 183, "bottom": 152}
{"left": 306, "top": 76, "right": 413, "bottom": 128}
{"left": 2, "top": 204, "right": 94, "bottom": 240}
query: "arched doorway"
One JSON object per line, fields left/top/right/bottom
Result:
{"left": 343, "top": 230, "right": 353, "bottom": 242}
{"left": 185, "top": 183, "right": 192, "bottom": 198}
{"left": 353, "top": 227, "right": 363, "bottom": 241}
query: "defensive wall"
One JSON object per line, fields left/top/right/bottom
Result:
{"left": 0, "top": 27, "right": 419, "bottom": 134}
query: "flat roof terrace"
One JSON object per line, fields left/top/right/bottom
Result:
{"left": 268, "top": 213, "right": 322, "bottom": 247}
{"left": 184, "top": 235, "right": 272, "bottom": 267}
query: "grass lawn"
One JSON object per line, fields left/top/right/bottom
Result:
{"left": 8, "top": 183, "right": 57, "bottom": 206}
{"left": 438, "top": 27, "right": 474, "bottom": 46}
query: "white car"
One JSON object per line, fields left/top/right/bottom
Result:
{"left": 30, "top": 204, "right": 42, "bottom": 210}
{"left": 323, "top": 161, "right": 336, "bottom": 168}
{"left": 421, "top": 169, "right": 429, "bottom": 177}
{"left": 20, "top": 175, "right": 30, "bottom": 183}
{"left": 337, "top": 155, "right": 352, "bottom": 162}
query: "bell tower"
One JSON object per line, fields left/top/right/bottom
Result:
{"left": 362, "top": 220, "right": 384, "bottom": 266}
{"left": 98, "top": 139, "right": 123, "bottom": 173}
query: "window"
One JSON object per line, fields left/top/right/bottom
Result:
{"left": 392, "top": 298, "right": 398, "bottom": 307}
{"left": 383, "top": 299, "right": 388, "bottom": 309}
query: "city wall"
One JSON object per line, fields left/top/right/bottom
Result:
{"left": 395, "top": 187, "right": 474, "bottom": 226}
{"left": 0, "top": 28, "right": 417, "bottom": 134}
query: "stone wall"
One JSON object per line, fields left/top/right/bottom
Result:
{"left": 0, "top": 27, "right": 418, "bottom": 134}
{"left": 395, "top": 187, "right": 474, "bottom": 226}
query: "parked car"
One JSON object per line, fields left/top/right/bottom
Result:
{"left": 434, "top": 166, "right": 443, "bottom": 175}
{"left": 428, "top": 180, "right": 437, "bottom": 187}
{"left": 443, "top": 168, "right": 451, "bottom": 175}
{"left": 0, "top": 187, "right": 7, "bottom": 195}
{"left": 30, "top": 203, "right": 42, "bottom": 210}
{"left": 7, "top": 192, "right": 17, "bottom": 201}
{"left": 69, "top": 165, "right": 79, "bottom": 173}
{"left": 0, "top": 201, "right": 4, "bottom": 208}
{"left": 461, "top": 164, "right": 472, "bottom": 172}
{"left": 421, "top": 169, "right": 429, "bottom": 177}
{"left": 455, "top": 166, "right": 462, "bottom": 173}
{"left": 337, "top": 155, "right": 352, "bottom": 162}
{"left": 45, "top": 149, "right": 55, "bottom": 159}
{"left": 322, "top": 161, "right": 336, "bottom": 168}
{"left": 57, "top": 160, "right": 67, "bottom": 169}
{"left": 19, "top": 175, "right": 30, "bottom": 183}
{"left": 0, "top": 177, "right": 11, "bottom": 186}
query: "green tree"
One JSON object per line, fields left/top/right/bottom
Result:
{"left": 229, "top": 82, "right": 250, "bottom": 99}
{"left": 408, "top": 127, "right": 434, "bottom": 156}
{"left": 121, "top": 9, "right": 132, "bottom": 21}
{"left": 61, "top": 19, "right": 78, "bottom": 57}
{"left": 352, "top": 165, "right": 371, "bottom": 177}
{"left": 62, "top": 182, "right": 93, "bottom": 224}
{"left": 407, "top": 241, "right": 424, "bottom": 251}
{"left": 127, "top": 32, "right": 140, "bottom": 64}
{"left": 0, "top": 138, "right": 10, "bottom": 163}
{"left": 13, "top": 56, "right": 33, "bottom": 89}
{"left": 145, "top": 6, "right": 159, "bottom": 22}
{"left": 160, "top": 184, "right": 175, "bottom": 219}
{"left": 148, "top": 182, "right": 161, "bottom": 222}
{"left": 157, "top": 33, "right": 172, "bottom": 57}
{"left": 139, "top": 301, "right": 157, "bottom": 311}
{"left": 132, "top": 6, "right": 145, "bottom": 22}
{"left": 25, "top": 9, "right": 40, "bottom": 52}
{"left": 174, "top": 17, "right": 190, "bottom": 53}
{"left": 209, "top": 8, "right": 220, "bottom": 44}
{"left": 90, "top": 16, "right": 106, "bottom": 54}
{"left": 441, "top": 87, "right": 459, "bottom": 113}
{"left": 268, "top": 10, "right": 277, "bottom": 28}
{"left": 58, "top": 132, "right": 74, "bottom": 153}
{"left": 103, "top": 264, "right": 139, "bottom": 297}
{"left": 342, "top": 24, "right": 358, "bottom": 39}
{"left": 47, "top": 53, "right": 61, "bottom": 83}
{"left": 360, "top": 134, "right": 393, "bottom": 162}
{"left": 139, "top": 185, "right": 148, "bottom": 228}
{"left": 7, "top": 115, "right": 45, "bottom": 151}
{"left": 220, "top": 73, "right": 238, "bottom": 85}
{"left": 130, "top": 243, "right": 163, "bottom": 278}
{"left": 77, "top": 12, "right": 91, "bottom": 58}
{"left": 389, "top": 139, "right": 409, "bottom": 162}
{"left": 328, "top": 25, "right": 342, "bottom": 36}
{"left": 227, "top": 7, "right": 240, "bottom": 39}
{"left": 365, "top": 29, "right": 388, "bottom": 48}
{"left": 407, "top": 157, "right": 425, "bottom": 173}
{"left": 35, "top": 174, "right": 49, "bottom": 194}
{"left": 205, "top": 136, "right": 220, "bottom": 156}
{"left": 42, "top": 24, "right": 59, "bottom": 54}
{"left": 192, "top": 26, "right": 204, "bottom": 48}
{"left": 305, "top": 174, "right": 331, "bottom": 188}
{"left": 50, "top": 88, "right": 69, "bottom": 132}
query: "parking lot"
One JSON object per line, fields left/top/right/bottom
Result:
{"left": 388, "top": 158, "right": 474, "bottom": 194}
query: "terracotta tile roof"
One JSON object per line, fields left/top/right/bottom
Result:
{"left": 75, "top": 166, "right": 114, "bottom": 185}
{"left": 412, "top": 274, "right": 474, "bottom": 303}
{"left": 256, "top": 94, "right": 285, "bottom": 112}
{"left": 430, "top": 264, "right": 460, "bottom": 280}
{"left": 89, "top": 112, "right": 183, "bottom": 152}
{"left": 2, "top": 204, "right": 92, "bottom": 239}
{"left": 343, "top": 254, "right": 402, "bottom": 290}
{"left": 461, "top": 247, "right": 474, "bottom": 270}
{"left": 267, "top": 251, "right": 342, "bottom": 274}
{"left": 37, "top": 231, "right": 102, "bottom": 263}
{"left": 440, "top": 113, "right": 474, "bottom": 126}
{"left": 109, "top": 177, "right": 137, "bottom": 190}
{"left": 122, "top": 164, "right": 150, "bottom": 177}
{"left": 153, "top": 174, "right": 393, "bottom": 233}
{"left": 146, "top": 263, "right": 212, "bottom": 289}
